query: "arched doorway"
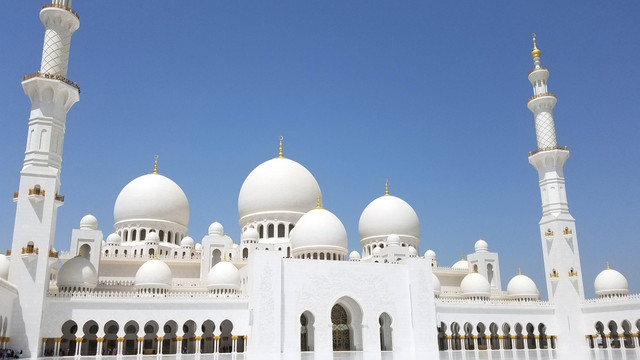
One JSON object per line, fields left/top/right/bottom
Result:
{"left": 332, "top": 304, "right": 350, "bottom": 351}
{"left": 81, "top": 321, "right": 99, "bottom": 355}
{"left": 219, "top": 320, "right": 233, "bottom": 353}
{"left": 331, "top": 297, "right": 363, "bottom": 351}
{"left": 379, "top": 313, "right": 392, "bottom": 351}
{"left": 123, "top": 321, "right": 139, "bottom": 355}
{"left": 60, "top": 320, "right": 78, "bottom": 356}
{"left": 300, "top": 311, "right": 315, "bottom": 351}
{"left": 201, "top": 320, "right": 215, "bottom": 353}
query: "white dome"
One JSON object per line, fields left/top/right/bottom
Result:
{"left": 145, "top": 231, "right": 160, "bottom": 244}
{"left": 424, "top": 249, "right": 437, "bottom": 259}
{"left": 506, "top": 272, "right": 539, "bottom": 300}
{"left": 432, "top": 274, "right": 441, "bottom": 296}
{"left": 358, "top": 194, "right": 420, "bottom": 241}
{"left": 372, "top": 247, "right": 381, "bottom": 257}
{"left": 238, "top": 157, "right": 321, "bottom": 222}
{"left": 594, "top": 265, "right": 629, "bottom": 297}
{"left": 206, "top": 261, "right": 240, "bottom": 291}
{"left": 114, "top": 173, "right": 189, "bottom": 228}
{"left": 208, "top": 221, "right": 224, "bottom": 236}
{"left": 349, "top": 250, "right": 361, "bottom": 261}
{"left": 242, "top": 228, "right": 259, "bottom": 242}
{"left": 0, "top": 254, "right": 10, "bottom": 280}
{"left": 290, "top": 208, "right": 348, "bottom": 253}
{"left": 180, "top": 236, "right": 194, "bottom": 248}
{"left": 80, "top": 214, "right": 98, "bottom": 230}
{"left": 474, "top": 239, "right": 489, "bottom": 252}
{"left": 195, "top": 243, "right": 202, "bottom": 251}
{"left": 387, "top": 234, "right": 401, "bottom": 247}
{"left": 57, "top": 256, "right": 98, "bottom": 290}
{"left": 135, "top": 259, "right": 172, "bottom": 290}
{"left": 106, "top": 233, "right": 121, "bottom": 245}
{"left": 460, "top": 272, "right": 491, "bottom": 298}
{"left": 452, "top": 257, "right": 469, "bottom": 270}
{"left": 408, "top": 245, "right": 418, "bottom": 256}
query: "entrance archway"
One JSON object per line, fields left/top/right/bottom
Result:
{"left": 331, "top": 297, "right": 363, "bottom": 351}
{"left": 300, "top": 311, "right": 315, "bottom": 351}
{"left": 379, "top": 313, "right": 392, "bottom": 351}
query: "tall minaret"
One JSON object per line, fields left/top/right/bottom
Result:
{"left": 527, "top": 35, "right": 587, "bottom": 358}
{"left": 8, "top": 1, "right": 80, "bottom": 357}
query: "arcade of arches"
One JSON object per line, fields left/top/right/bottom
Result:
{"left": 40, "top": 319, "right": 245, "bottom": 357}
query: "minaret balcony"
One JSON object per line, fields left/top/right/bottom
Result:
{"left": 27, "top": 187, "right": 45, "bottom": 203}
{"left": 23, "top": 72, "right": 80, "bottom": 93}
{"left": 528, "top": 145, "right": 569, "bottom": 157}
{"left": 41, "top": 3, "right": 79, "bottom": 19}
{"left": 527, "top": 92, "right": 555, "bottom": 103}
{"left": 55, "top": 193, "right": 65, "bottom": 207}
{"left": 12, "top": 192, "right": 18, "bottom": 203}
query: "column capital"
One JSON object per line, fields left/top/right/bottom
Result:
{"left": 54, "top": 338, "right": 62, "bottom": 343}
{"left": 137, "top": 337, "right": 144, "bottom": 342}
{"left": 157, "top": 337, "right": 164, "bottom": 342}
{"left": 96, "top": 338, "right": 104, "bottom": 342}
{"left": 117, "top": 337, "right": 124, "bottom": 342}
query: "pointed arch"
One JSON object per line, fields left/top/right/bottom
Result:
{"left": 331, "top": 296, "right": 363, "bottom": 351}
{"left": 379, "top": 313, "right": 393, "bottom": 351}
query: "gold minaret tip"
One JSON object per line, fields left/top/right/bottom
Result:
{"left": 278, "top": 136, "right": 284, "bottom": 158}
{"left": 153, "top": 155, "right": 159, "bottom": 174}
{"left": 385, "top": 179, "right": 389, "bottom": 196}
{"left": 316, "top": 195, "right": 323, "bottom": 209}
{"left": 606, "top": 262, "right": 610, "bottom": 270}
{"left": 531, "top": 33, "right": 541, "bottom": 59}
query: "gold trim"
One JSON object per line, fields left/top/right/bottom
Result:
{"left": 41, "top": 3, "right": 79, "bottom": 19}
{"left": 531, "top": 33, "right": 541, "bottom": 58}
{"left": 75, "top": 337, "right": 83, "bottom": 342}
{"left": 153, "top": 155, "right": 159, "bottom": 174}
{"left": 96, "top": 338, "right": 104, "bottom": 342}
{"left": 278, "top": 136, "right": 284, "bottom": 158}
{"left": 176, "top": 336, "right": 183, "bottom": 341}
{"left": 214, "top": 336, "right": 220, "bottom": 340}
{"left": 157, "top": 337, "right": 164, "bottom": 342}
{"left": 117, "top": 337, "right": 124, "bottom": 342}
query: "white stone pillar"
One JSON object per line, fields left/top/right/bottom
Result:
{"left": 214, "top": 336, "right": 220, "bottom": 353}
{"left": 117, "top": 337, "right": 124, "bottom": 355}
{"left": 96, "top": 338, "right": 104, "bottom": 357}
{"left": 243, "top": 336, "right": 248, "bottom": 353}
{"left": 137, "top": 337, "right": 143, "bottom": 355}
{"left": 157, "top": 336, "right": 163, "bottom": 355}
{"left": 176, "top": 337, "right": 183, "bottom": 354}
{"left": 195, "top": 336, "right": 202, "bottom": 354}
{"left": 232, "top": 336, "right": 237, "bottom": 353}
{"left": 75, "top": 337, "right": 82, "bottom": 356}
{"left": 41, "top": 338, "right": 47, "bottom": 357}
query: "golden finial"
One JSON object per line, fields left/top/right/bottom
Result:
{"left": 461, "top": 253, "right": 465, "bottom": 261}
{"left": 316, "top": 195, "right": 322, "bottom": 209}
{"left": 606, "top": 262, "right": 610, "bottom": 270}
{"left": 385, "top": 179, "right": 389, "bottom": 196}
{"left": 518, "top": 268, "right": 522, "bottom": 275}
{"left": 278, "top": 136, "right": 284, "bottom": 158}
{"left": 153, "top": 155, "right": 159, "bottom": 174}
{"left": 531, "top": 33, "right": 541, "bottom": 59}
{"left": 154, "top": 252, "right": 158, "bottom": 260}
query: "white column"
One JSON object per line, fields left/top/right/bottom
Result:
{"left": 96, "top": 338, "right": 104, "bottom": 357}
{"left": 42, "top": 338, "right": 47, "bottom": 357}
{"left": 75, "top": 337, "right": 82, "bottom": 356}
{"left": 54, "top": 339, "right": 61, "bottom": 356}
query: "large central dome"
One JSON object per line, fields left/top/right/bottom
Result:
{"left": 114, "top": 173, "right": 190, "bottom": 227}
{"left": 238, "top": 157, "right": 321, "bottom": 223}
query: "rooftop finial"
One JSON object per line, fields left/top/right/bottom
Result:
{"left": 278, "top": 136, "right": 284, "bottom": 158}
{"left": 531, "top": 33, "right": 541, "bottom": 59}
{"left": 317, "top": 195, "right": 322, "bottom": 209}
{"left": 385, "top": 179, "right": 389, "bottom": 196}
{"left": 518, "top": 268, "right": 522, "bottom": 275}
{"left": 461, "top": 253, "right": 465, "bottom": 261}
{"left": 153, "top": 155, "right": 159, "bottom": 174}
{"left": 606, "top": 262, "right": 610, "bottom": 270}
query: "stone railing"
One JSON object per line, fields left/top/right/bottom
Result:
{"left": 436, "top": 297, "right": 554, "bottom": 307}
{"left": 527, "top": 92, "right": 556, "bottom": 103}
{"left": 528, "top": 145, "right": 569, "bottom": 157}
{"left": 49, "top": 290, "right": 248, "bottom": 300}
{"left": 582, "top": 293, "right": 640, "bottom": 305}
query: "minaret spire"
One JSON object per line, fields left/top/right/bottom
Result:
{"left": 8, "top": 1, "right": 80, "bottom": 357}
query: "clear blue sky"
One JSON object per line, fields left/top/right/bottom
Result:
{"left": 1, "top": 1, "right": 638, "bottom": 299}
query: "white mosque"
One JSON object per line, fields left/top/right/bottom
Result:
{"left": 0, "top": 1, "right": 639, "bottom": 360}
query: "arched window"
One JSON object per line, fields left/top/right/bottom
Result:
{"left": 258, "top": 225, "right": 264, "bottom": 239}
{"left": 379, "top": 313, "right": 393, "bottom": 351}
{"left": 159, "top": 230, "right": 164, "bottom": 242}
{"left": 140, "top": 229, "right": 146, "bottom": 241}
{"left": 268, "top": 224, "right": 275, "bottom": 238}
{"left": 243, "top": 248, "right": 248, "bottom": 260}
{"left": 132, "top": 229, "right": 137, "bottom": 241}
{"left": 300, "top": 312, "right": 315, "bottom": 351}
{"left": 278, "top": 224, "right": 285, "bottom": 237}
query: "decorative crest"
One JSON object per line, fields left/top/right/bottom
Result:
{"left": 153, "top": 155, "right": 159, "bottom": 174}
{"left": 278, "top": 136, "right": 284, "bottom": 158}
{"left": 531, "top": 33, "right": 541, "bottom": 58}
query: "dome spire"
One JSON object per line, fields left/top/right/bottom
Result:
{"left": 518, "top": 268, "right": 522, "bottom": 275}
{"left": 385, "top": 179, "right": 389, "bottom": 196}
{"left": 606, "top": 262, "right": 610, "bottom": 270}
{"left": 278, "top": 136, "right": 284, "bottom": 158}
{"left": 531, "top": 33, "right": 541, "bottom": 59}
{"left": 316, "top": 195, "right": 323, "bottom": 209}
{"left": 153, "top": 155, "right": 159, "bottom": 174}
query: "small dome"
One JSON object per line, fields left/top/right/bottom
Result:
{"left": 57, "top": 256, "right": 98, "bottom": 290}
{"left": 594, "top": 264, "right": 629, "bottom": 297}
{"left": 80, "top": 214, "right": 98, "bottom": 230}
{"left": 506, "top": 271, "right": 539, "bottom": 300}
{"left": 474, "top": 239, "right": 489, "bottom": 252}
{"left": 359, "top": 195, "right": 420, "bottom": 241}
{"left": 452, "top": 257, "right": 469, "bottom": 270}
{"left": 106, "top": 233, "right": 121, "bottom": 245}
{"left": 135, "top": 259, "right": 172, "bottom": 290}
{"left": 238, "top": 157, "right": 321, "bottom": 223}
{"left": 290, "top": 208, "right": 348, "bottom": 254}
{"left": 114, "top": 173, "right": 189, "bottom": 228}
{"left": 242, "top": 228, "right": 260, "bottom": 242}
{"left": 460, "top": 272, "right": 491, "bottom": 298}
{"left": 0, "top": 254, "right": 10, "bottom": 280}
{"left": 424, "top": 249, "right": 437, "bottom": 259}
{"left": 180, "top": 236, "right": 195, "bottom": 248}
{"left": 372, "top": 247, "right": 381, "bottom": 257}
{"left": 387, "top": 234, "right": 401, "bottom": 247}
{"left": 195, "top": 243, "right": 202, "bottom": 251}
{"left": 208, "top": 221, "right": 224, "bottom": 236}
{"left": 349, "top": 251, "right": 361, "bottom": 261}
{"left": 206, "top": 261, "right": 240, "bottom": 291}
{"left": 408, "top": 245, "right": 418, "bottom": 256}
{"left": 432, "top": 274, "right": 441, "bottom": 296}
{"left": 145, "top": 231, "right": 160, "bottom": 244}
